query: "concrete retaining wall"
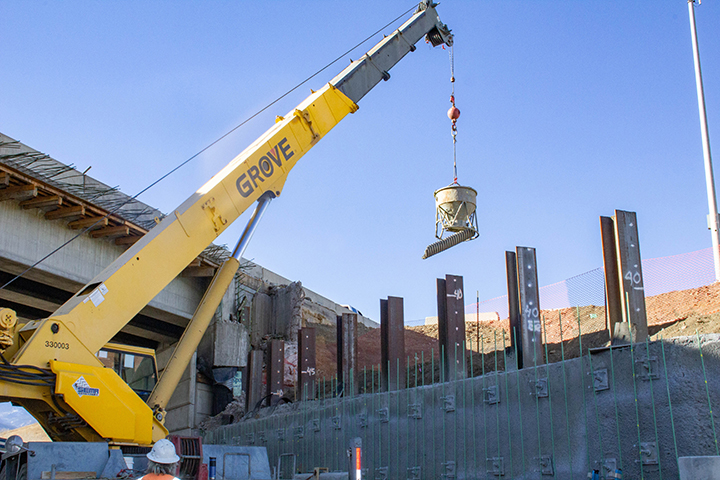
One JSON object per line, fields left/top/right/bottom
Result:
{"left": 204, "top": 335, "right": 720, "bottom": 479}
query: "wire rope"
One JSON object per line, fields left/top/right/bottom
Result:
{"left": 449, "top": 44, "right": 458, "bottom": 184}
{"left": 0, "top": 4, "right": 418, "bottom": 294}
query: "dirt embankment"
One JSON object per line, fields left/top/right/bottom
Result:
{"left": 312, "top": 282, "right": 720, "bottom": 380}
{"left": 0, "top": 423, "right": 51, "bottom": 442}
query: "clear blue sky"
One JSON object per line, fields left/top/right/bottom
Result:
{"left": 1, "top": 1, "right": 718, "bottom": 325}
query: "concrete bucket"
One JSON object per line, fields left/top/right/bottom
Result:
{"left": 434, "top": 184, "right": 478, "bottom": 238}
{"left": 423, "top": 184, "right": 479, "bottom": 259}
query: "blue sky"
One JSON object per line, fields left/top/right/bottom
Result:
{"left": 0, "top": 402, "right": 36, "bottom": 431}
{"left": 1, "top": 1, "right": 718, "bottom": 325}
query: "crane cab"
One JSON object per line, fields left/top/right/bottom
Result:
{"left": 96, "top": 343, "right": 158, "bottom": 403}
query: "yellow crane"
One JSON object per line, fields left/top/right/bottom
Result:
{"left": 0, "top": 0, "right": 452, "bottom": 449}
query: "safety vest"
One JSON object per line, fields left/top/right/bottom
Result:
{"left": 138, "top": 474, "right": 180, "bottom": 480}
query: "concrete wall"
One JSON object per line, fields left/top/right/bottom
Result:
{"left": 204, "top": 335, "right": 720, "bottom": 479}
{"left": 0, "top": 198, "right": 204, "bottom": 325}
{"left": 240, "top": 262, "right": 378, "bottom": 328}
{"left": 157, "top": 347, "right": 214, "bottom": 436}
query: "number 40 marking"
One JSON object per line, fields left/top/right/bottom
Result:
{"left": 625, "top": 270, "right": 641, "bottom": 285}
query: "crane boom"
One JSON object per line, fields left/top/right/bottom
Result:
{"left": 0, "top": 1, "right": 452, "bottom": 446}
{"left": 16, "top": 1, "right": 451, "bottom": 358}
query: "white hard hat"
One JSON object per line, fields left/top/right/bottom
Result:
{"left": 147, "top": 439, "right": 180, "bottom": 464}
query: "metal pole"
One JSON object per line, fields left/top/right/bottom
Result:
{"left": 147, "top": 256, "right": 240, "bottom": 413}
{"left": 231, "top": 191, "right": 275, "bottom": 260}
{"left": 476, "top": 290, "right": 479, "bottom": 353}
{"left": 688, "top": 0, "right": 720, "bottom": 282}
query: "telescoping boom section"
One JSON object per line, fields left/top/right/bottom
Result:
{"left": 0, "top": 1, "right": 452, "bottom": 446}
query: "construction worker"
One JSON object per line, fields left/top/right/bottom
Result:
{"left": 139, "top": 439, "right": 180, "bottom": 480}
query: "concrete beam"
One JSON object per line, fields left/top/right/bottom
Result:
{"left": 67, "top": 216, "right": 108, "bottom": 230}
{"left": 127, "top": 314, "right": 185, "bottom": 338}
{"left": 44, "top": 205, "right": 84, "bottom": 220}
{"left": 115, "top": 323, "right": 175, "bottom": 345}
{"left": 115, "top": 235, "right": 142, "bottom": 246}
{"left": 0, "top": 288, "right": 61, "bottom": 314}
{"left": 90, "top": 224, "right": 130, "bottom": 238}
{"left": 251, "top": 292, "right": 272, "bottom": 347}
{"left": 20, "top": 195, "right": 62, "bottom": 210}
{"left": 181, "top": 266, "right": 217, "bottom": 278}
{"left": 0, "top": 184, "right": 36, "bottom": 202}
{"left": 0, "top": 257, "right": 83, "bottom": 293}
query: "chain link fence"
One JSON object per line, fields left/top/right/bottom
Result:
{"left": 302, "top": 248, "right": 720, "bottom": 400}
{"left": 462, "top": 247, "right": 719, "bottom": 363}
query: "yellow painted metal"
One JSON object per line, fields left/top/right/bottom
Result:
{"left": 14, "top": 83, "right": 357, "bottom": 362}
{"left": 2, "top": 84, "right": 357, "bottom": 445}
{"left": 0, "top": 322, "right": 167, "bottom": 443}
{"left": 10, "top": 317, "right": 99, "bottom": 368}
{"left": 0, "top": 307, "right": 17, "bottom": 350}
{"left": 51, "top": 360, "right": 166, "bottom": 445}
{"left": 103, "top": 342, "right": 158, "bottom": 358}
{"left": 148, "top": 257, "right": 240, "bottom": 412}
